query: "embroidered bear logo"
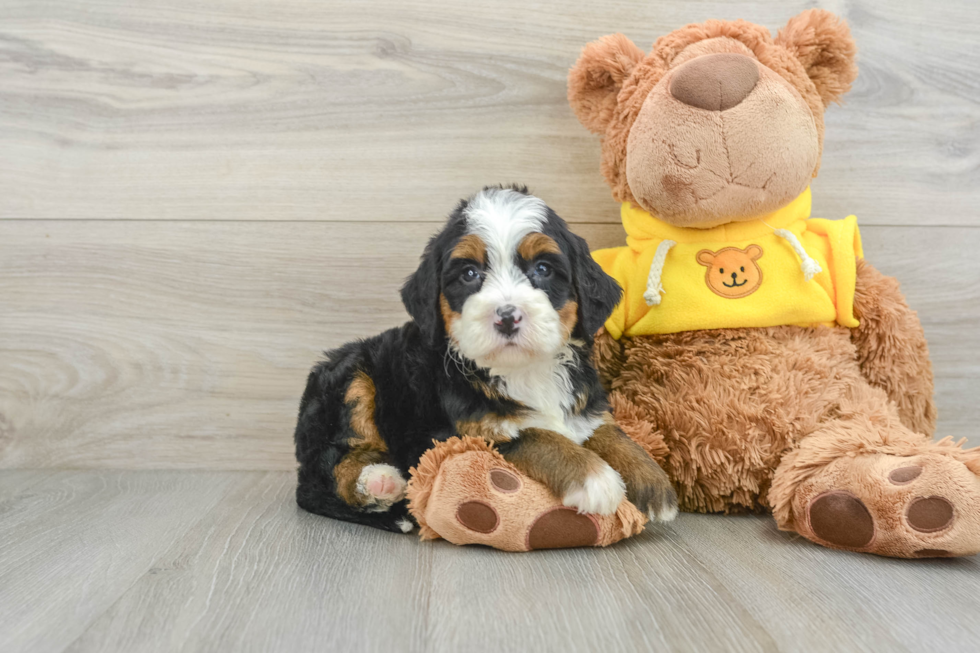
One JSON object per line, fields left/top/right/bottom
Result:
{"left": 696, "top": 245, "right": 764, "bottom": 299}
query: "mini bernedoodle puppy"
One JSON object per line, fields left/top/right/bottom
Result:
{"left": 294, "top": 186, "right": 677, "bottom": 533}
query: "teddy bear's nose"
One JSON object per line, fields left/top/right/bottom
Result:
{"left": 669, "top": 53, "right": 760, "bottom": 111}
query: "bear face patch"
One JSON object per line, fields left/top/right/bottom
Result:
{"left": 696, "top": 245, "right": 763, "bottom": 298}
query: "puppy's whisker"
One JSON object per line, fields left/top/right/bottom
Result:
{"left": 442, "top": 346, "right": 453, "bottom": 378}
{"left": 445, "top": 342, "right": 475, "bottom": 379}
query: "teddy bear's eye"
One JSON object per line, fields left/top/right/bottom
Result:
{"left": 740, "top": 266, "right": 745, "bottom": 272}
{"left": 719, "top": 268, "right": 724, "bottom": 274}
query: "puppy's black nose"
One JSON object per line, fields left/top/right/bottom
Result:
{"left": 731, "top": 272, "right": 738, "bottom": 280}
{"left": 494, "top": 304, "right": 522, "bottom": 337}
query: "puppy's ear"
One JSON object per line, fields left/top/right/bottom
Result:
{"left": 775, "top": 9, "right": 858, "bottom": 107}
{"left": 401, "top": 234, "right": 444, "bottom": 347}
{"left": 566, "top": 229, "right": 622, "bottom": 343}
{"left": 568, "top": 33, "right": 645, "bottom": 134}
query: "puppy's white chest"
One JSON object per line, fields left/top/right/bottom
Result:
{"left": 492, "top": 358, "right": 600, "bottom": 445}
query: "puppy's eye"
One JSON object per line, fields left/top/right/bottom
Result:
{"left": 460, "top": 266, "right": 482, "bottom": 284}
{"left": 740, "top": 266, "right": 745, "bottom": 272}
{"left": 533, "top": 261, "right": 553, "bottom": 278}
{"left": 719, "top": 268, "right": 725, "bottom": 274}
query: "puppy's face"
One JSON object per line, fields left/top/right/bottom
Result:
{"left": 402, "top": 187, "right": 621, "bottom": 369}
{"left": 441, "top": 194, "right": 575, "bottom": 369}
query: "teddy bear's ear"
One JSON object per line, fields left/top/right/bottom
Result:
{"left": 567, "top": 34, "right": 646, "bottom": 134}
{"left": 775, "top": 9, "right": 858, "bottom": 107}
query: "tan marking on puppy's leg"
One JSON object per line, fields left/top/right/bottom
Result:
{"left": 450, "top": 234, "right": 487, "bottom": 264}
{"left": 517, "top": 232, "right": 562, "bottom": 260}
{"left": 500, "top": 428, "right": 625, "bottom": 515}
{"left": 339, "top": 372, "right": 404, "bottom": 508}
{"left": 344, "top": 372, "right": 387, "bottom": 451}
{"left": 559, "top": 300, "right": 578, "bottom": 338}
{"left": 584, "top": 416, "right": 678, "bottom": 522}
{"left": 334, "top": 448, "right": 389, "bottom": 506}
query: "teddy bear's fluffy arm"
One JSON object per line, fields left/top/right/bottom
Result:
{"left": 592, "top": 328, "right": 626, "bottom": 394}
{"left": 851, "top": 258, "right": 937, "bottom": 436}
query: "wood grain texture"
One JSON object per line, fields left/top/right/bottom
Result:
{"left": 672, "top": 513, "right": 980, "bottom": 652}
{"left": 0, "top": 470, "right": 261, "bottom": 653}
{"left": 1, "top": 221, "right": 976, "bottom": 469}
{"left": 70, "top": 471, "right": 773, "bottom": 653}
{"left": 0, "top": 0, "right": 978, "bottom": 225}
{"left": 0, "top": 470, "right": 973, "bottom": 653}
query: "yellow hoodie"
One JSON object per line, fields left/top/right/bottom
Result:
{"left": 592, "top": 188, "right": 863, "bottom": 339}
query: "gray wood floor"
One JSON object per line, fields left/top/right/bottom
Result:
{"left": 2, "top": 0, "right": 980, "bottom": 651}
{"left": 0, "top": 470, "right": 977, "bottom": 653}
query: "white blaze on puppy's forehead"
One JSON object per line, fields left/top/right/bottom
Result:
{"left": 463, "top": 188, "right": 548, "bottom": 268}
{"left": 448, "top": 187, "right": 566, "bottom": 376}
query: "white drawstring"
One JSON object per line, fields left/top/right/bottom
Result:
{"left": 772, "top": 228, "right": 822, "bottom": 281}
{"left": 643, "top": 239, "right": 676, "bottom": 306}
{"left": 758, "top": 218, "right": 822, "bottom": 282}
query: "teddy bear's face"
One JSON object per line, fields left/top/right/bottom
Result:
{"left": 568, "top": 11, "right": 857, "bottom": 229}
{"left": 625, "top": 37, "right": 819, "bottom": 227}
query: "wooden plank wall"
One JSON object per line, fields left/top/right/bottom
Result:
{"left": 1, "top": 0, "right": 978, "bottom": 469}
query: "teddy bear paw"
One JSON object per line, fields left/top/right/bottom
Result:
{"left": 407, "top": 439, "right": 648, "bottom": 551}
{"left": 794, "top": 452, "right": 980, "bottom": 558}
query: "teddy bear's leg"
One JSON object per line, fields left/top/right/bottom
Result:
{"left": 607, "top": 391, "right": 671, "bottom": 463}
{"left": 407, "top": 438, "right": 647, "bottom": 551}
{"left": 591, "top": 328, "right": 626, "bottom": 394}
{"left": 770, "top": 387, "right": 980, "bottom": 558}
{"left": 850, "top": 259, "right": 937, "bottom": 435}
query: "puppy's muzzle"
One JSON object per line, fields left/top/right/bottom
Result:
{"left": 494, "top": 304, "right": 523, "bottom": 338}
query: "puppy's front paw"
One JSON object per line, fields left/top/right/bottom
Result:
{"left": 639, "top": 485, "right": 678, "bottom": 524}
{"left": 630, "top": 464, "right": 679, "bottom": 524}
{"left": 356, "top": 464, "right": 407, "bottom": 509}
{"left": 562, "top": 463, "right": 626, "bottom": 516}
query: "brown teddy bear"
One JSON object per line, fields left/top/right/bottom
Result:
{"left": 567, "top": 9, "right": 980, "bottom": 558}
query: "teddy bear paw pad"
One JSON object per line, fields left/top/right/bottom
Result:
{"left": 455, "top": 501, "right": 499, "bottom": 534}
{"left": 807, "top": 491, "right": 875, "bottom": 549}
{"left": 526, "top": 508, "right": 599, "bottom": 550}
{"left": 905, "top": 496, "right": 954, "bottom": 533}
{"left": 888, "top": 466, "right": 922, "bottom": 485}
{"left": 489, "top": 468, "right": 521, "bottom": 493}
